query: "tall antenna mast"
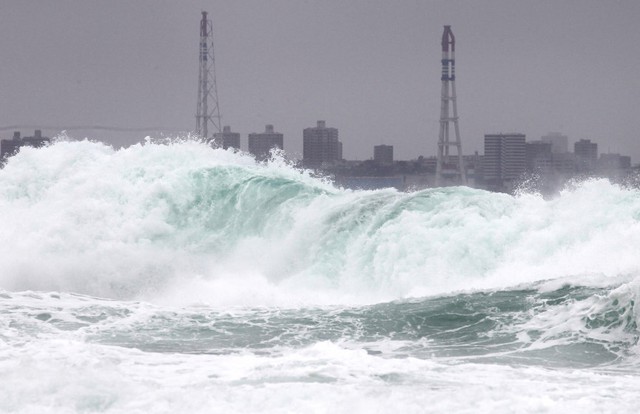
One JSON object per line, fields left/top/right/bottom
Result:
{"left": 435, "top": 25, "right": 466, "bottom": 186}
{"left": 196, "top": 11, "right": 222, "bottom": 141}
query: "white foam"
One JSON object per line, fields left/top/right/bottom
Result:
{"left": 1, "top": 337, "right": 639, "bottom": 414}
{"left": 1, "top": 140, "right": 640, "bottom": 306}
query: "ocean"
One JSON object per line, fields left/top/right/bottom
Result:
{"left": 1, "top": 138, "right": 639, "bottom": 413}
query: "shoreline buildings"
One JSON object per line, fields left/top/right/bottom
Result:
{"left": 374, "top": 145, "right": 393, "bottom": 165}
{"left": 0, "top": 130, "right": 50, "bottom": 165}
{"left": 248, "top": 124, "right": 283, "bottom": 161}
{"left": 574, "top": 139, "right": 598, "bottom": 172}
{"left": 483, "top": 133, "right": 526, "bottom": 192}
{"left": 541, "top": 132, "right": 569, "bottom": 154}
{"left": 213, "top": 126, "right": 240, "bottom": 150}
{"left": 302, "top": 120, "right": 342, "bottom": 168}
{"left": 2, "top": 18, "right": 635, "bottom": 194}
{"left": 0, "top": 126, "right": 634, "bottom": 195}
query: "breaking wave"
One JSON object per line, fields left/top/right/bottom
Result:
{"left": 1, "top": 138, "right": 640, "bottom": 306}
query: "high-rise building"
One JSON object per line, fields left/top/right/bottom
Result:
{"left": 302, "top": 120, "right": 342, "bottom": 167}
{"left": 526, "top": 140, "right": 553, "bottom": 173}
{"left": 541, "top": 132, "right": 569, "bottom": 154}
{"left": 598, "top": 153, "right": 631, "bottom": 171}
{"left": 1, "top": 130, "right": 50, "bottom": 165}
{"left": 483, "top": 133, "right": 526, "bottom": 189}
{"left": 248, "top": 124, "right": 283, "bottom": 161}
{"left": 374, "top": 145, "right": 393, "bottom": 165}
{"left": 213, "top": 126, "right": 240, "bottom": 150}
{"left": 574, "top": 139, "right": 598, "bottom": 172}
{"left": 551, "top": 152, "right": 577, "bottom": 174}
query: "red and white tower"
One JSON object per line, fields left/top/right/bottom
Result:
{"left": 196, "top": 11, "right": 222, "bottom": 142}
{"left": 436, "top": 25, "right": 466, "bottom": 186}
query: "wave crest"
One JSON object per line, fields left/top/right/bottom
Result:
{"left": 1, "top": 139, "right": 640, "bottom": 305}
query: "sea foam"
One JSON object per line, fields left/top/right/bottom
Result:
{"left": 1, "top": 138, "right": 640, "bottom": 306}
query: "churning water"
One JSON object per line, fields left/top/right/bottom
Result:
{"left": 1, "top": 138, "right": 640, "bottom": 413}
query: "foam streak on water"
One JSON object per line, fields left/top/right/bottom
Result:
{"left": 1, "top": 139, "right": 640, "bottom": 413}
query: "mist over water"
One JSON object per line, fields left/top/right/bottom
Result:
{"left": 1, "top": 138, "right": 640, "bottom": 305}
{"left": 1, "top": 138, "right": 640, "bottom": 413}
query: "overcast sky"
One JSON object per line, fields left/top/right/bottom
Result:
{"left": 1, "top": 0, "right": 639, "bottom": 162}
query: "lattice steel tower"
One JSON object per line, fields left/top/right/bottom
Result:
{"left": 436, "top": 25, "right": 466, "bottom": 186}
{"left": 196, "top": 11, "right": 222, "bottom": 141}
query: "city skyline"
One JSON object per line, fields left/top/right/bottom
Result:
{"left": 1, "top": 1, "right": 639, "bottom": 163}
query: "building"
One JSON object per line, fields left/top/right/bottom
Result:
{"left": 597, "top": 153, "right": 631, "bottom": 171}
{"left": 373, "top": 145, "right": 393, "bottom": 165}
{"left": 213, "top": 125, "right": 240, "bottom": 150}
{"left": 552, "top": 152, "right": 577, "bottom": 174}
{"left": 1, "top": 130, "right": 50, "bottom": 164}
{"left": 483, "top": 133, "right": 526, "bottom": 190}
{"left": 541, "top": 132, "right": 569, "bottom": 154}
{"left": 526, "top": 140, "right": 553, "bottom": 173}
{"left": 248, "top": 124, "right": 283, "bottom": 161}
{"left": 302, "top": 120, "right": 342, "bottom": 167}
{"left": 574, "top": 139, "right": 598, "bottom": 172}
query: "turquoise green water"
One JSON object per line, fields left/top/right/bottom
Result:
{"left": 1, "top": 139, "right": 640, "bottom": 413}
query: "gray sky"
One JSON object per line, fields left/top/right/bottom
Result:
{"left": 1, "top": 0, "right": 639, "bottom": 162}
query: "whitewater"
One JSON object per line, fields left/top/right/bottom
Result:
{"left": 1, "top": 138, "right": 640, "bottom": 413}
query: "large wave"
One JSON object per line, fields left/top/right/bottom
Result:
{"left": 1, "top": 138, "right": 640, "bottom": 306}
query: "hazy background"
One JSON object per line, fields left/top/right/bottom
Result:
{"left": 1, "top": 0, "right": 639, "bottom": 162}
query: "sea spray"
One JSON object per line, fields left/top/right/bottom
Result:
{"left": 2, "top": 138, "right": 640, "bottom": 413}
{"left": 0, "top": 139, "right": 640, "bottom": 306}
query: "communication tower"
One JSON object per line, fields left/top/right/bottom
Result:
{"left": 435, "top": 25, "right": 466, "bottom": 186}
{"left": 196, "top": 11, "right": 222, "bottom": 141}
